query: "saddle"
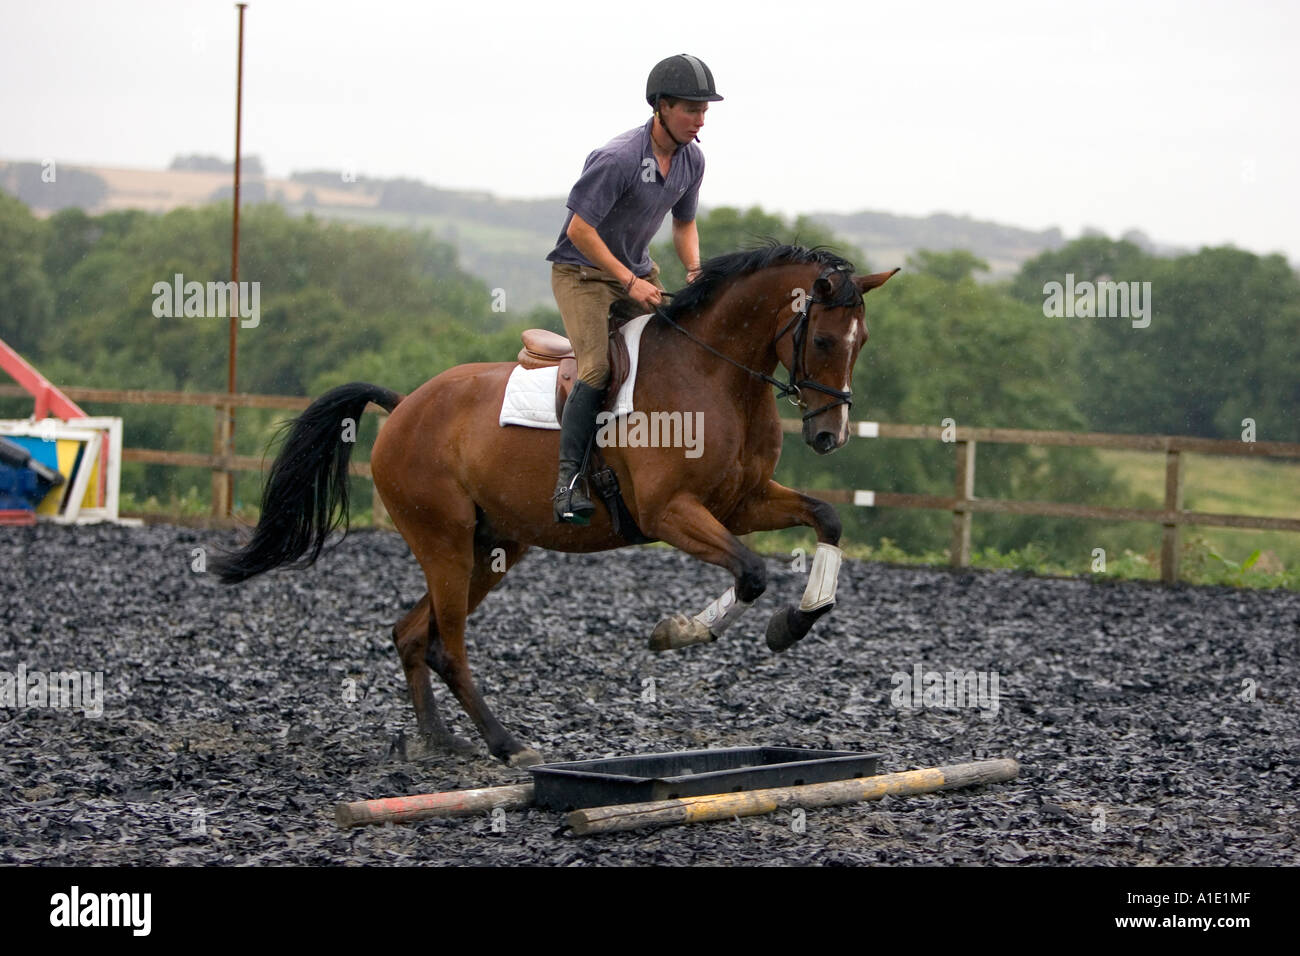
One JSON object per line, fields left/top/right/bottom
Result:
{"left": 515, "top": 300, "right": 654, "bottom": 544}
{"left": 516, "top": 299, "right": 642, "bottom": 422}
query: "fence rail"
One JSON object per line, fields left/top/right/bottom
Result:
{"left": 776, "top": 419, "right": 1300, "bottom": 582}
{"left": 4, "top": 384, "right": 1298, "bottom": 583}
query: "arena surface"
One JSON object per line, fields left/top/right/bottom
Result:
{"left": 2, "top": 524, "right": 1296, "bottom": 865}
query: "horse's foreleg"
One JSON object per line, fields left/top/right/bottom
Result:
{"left": 392, "top": 594, "right": 474, "bottom": 755}
{"left": 725, "top": 481, "right": 844, "bottom": 653}
{"left": 642, "top": 494, "right": 768, "bottom": 651}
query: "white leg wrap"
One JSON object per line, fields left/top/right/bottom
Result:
{"left": 692, "top": 586, "right": 753, "bottom": 637}
{"left": 799, "top": 543, "right": 843, "bottom": 611}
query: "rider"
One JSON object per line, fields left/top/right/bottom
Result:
{"left": 547, "top": 53, "right": 723, "bottom": 524}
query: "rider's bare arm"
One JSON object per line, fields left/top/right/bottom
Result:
{"left": 672, "top": 217, "right": 702, "bottom": 282}
{"left": 566, "top": 213, "right": 663, "bottom": 309}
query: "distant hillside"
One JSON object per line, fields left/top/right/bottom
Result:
{"left": 808, "top": 210, "right": 1066, "bottom": 277}
{"left": 810, "top": 210, "right": 1188, "bottom": 277}
{"left": 0, "top": 158, "right": 1181, "bottom": 309}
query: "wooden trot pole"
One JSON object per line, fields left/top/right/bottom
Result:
{"left": 566, "top": 758, "right": 1019, "bottom": 836}
{"left": 335, "top": 783, "right": 535, "bottom": 828}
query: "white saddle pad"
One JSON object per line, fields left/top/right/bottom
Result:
{"left": 498, "top": 313, "right": 653, "bottom": 429}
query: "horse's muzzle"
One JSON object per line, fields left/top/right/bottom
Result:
{"left": 810, "top": 430, "right": 841, "bottom": 455}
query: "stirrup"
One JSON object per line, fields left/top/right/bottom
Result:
{"left": 554, "top": 471, "right": 594, "bottom": 525}
{"left": 555, "top": 494, "right": 594, "bottom": 524}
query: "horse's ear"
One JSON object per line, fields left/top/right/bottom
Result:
{"left": 854, "top": 267, "right": 901, "bottom": 294}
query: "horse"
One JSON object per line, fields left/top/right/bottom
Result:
{"left": 213, "top": 244, "right": 898, "bottom": 767}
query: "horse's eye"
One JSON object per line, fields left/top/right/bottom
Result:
{"left": 813, "top": 336, "right": 834, "bottom": 350}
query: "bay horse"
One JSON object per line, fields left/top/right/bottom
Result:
{"left": 214, "top": 245, "right": 897, "bottom": 767}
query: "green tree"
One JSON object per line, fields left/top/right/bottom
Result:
{"left": 1008, "top": 235, "right": 1151, "bottom": 305}
{"left": 1013, "top": 237, "right": 1300, "bottom": 441}
{"left": 907, "top": 249, "right": 990, "bottom": 282}
{"left": 0, "top": 196, "right": 515, "bottom": 504}
{"left": 0, "top": 194, "right": 54, "bottom": 357}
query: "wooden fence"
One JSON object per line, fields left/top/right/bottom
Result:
{"left": 777, "top": 419, "right": 1300, "bottom": 583}
{"left": 4, "top": 384, "right": 1299, "bottom": 584}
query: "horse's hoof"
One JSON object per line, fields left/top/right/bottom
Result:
{"left": 411, "top": 733, "right": 476, "bottom": 759}
{"left": 440, "top": 734, "right": 477, "bottom": 755}
{"left": 765, "top": 607, "right": 797, "bottom": 652}
{"left": 648, "top": 613, "right": 714, "bottom": 651}
{"left": 766, "top": 604, "right": 833, "bottom": 653}
{"left": 506, "top": 748, "right": 544, "bottom": 769}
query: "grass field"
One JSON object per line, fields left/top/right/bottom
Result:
{"left": 1097, "top": 448, "right": 1300, "bottom": 570}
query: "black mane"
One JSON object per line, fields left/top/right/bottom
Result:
{"left": 660, "top": 241, "right": 860, "bottom": 321}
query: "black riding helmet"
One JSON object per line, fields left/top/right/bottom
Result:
{"left": 645, "top": 54, "right": 724, "bottom": 107}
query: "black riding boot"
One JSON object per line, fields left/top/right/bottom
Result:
{"left": 553, "top": 380, "right": 604, "bottom": 524}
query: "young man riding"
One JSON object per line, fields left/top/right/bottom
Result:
{"left": 547, "top": 53, "right": 723, "bottom": 524}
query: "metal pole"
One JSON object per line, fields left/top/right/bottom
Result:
{"left": 219, "top": 2, "right": 248, "bottom": 517}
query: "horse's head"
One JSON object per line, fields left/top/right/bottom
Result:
{"left": 775, "top": 264, "right": 899, "bottom": 454}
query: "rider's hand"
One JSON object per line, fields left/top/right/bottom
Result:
{"left": 627, "top": 276, "right": 663, "bottom": 310}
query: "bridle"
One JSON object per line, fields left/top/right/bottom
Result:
{"left": 652, "top": 265, "right": 857, "bottom": 422}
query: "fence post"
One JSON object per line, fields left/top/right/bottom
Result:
{"left": 1161, "top": 449, "right": 1184, "bottom": 584}
{"left": 211, "top": 402, "right": 232, "bottom": 517}
{"left": 951, "top": 439, "right": 976, "bottom": 567}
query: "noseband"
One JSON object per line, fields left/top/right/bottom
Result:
{"left": 654, "top": 265, "right": 856, "bottom": 422}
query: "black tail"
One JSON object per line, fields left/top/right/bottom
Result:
{"left": 212, "top": 382, "right": 403, "bottom": 584}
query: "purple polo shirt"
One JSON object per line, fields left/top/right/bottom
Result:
{"left": 546, "top": 117, "right": 704, "bottom": 277}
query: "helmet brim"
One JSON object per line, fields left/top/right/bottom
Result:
{"left": 648, "top": 93, "right": 725, "bottom": 105}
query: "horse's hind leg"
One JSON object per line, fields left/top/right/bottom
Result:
{"left": 392, "top": 594, "right": 473, "bottom": 756}
{"left": 416, "top": 521, "right": 541, "bottom": 768}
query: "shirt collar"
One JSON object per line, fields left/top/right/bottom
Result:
{"left": 641, "top": 116, "right": 691, "bottom": 183}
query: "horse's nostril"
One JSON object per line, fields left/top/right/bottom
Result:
{"left": 814, "top": 431, "right": 837, "bottom": 453}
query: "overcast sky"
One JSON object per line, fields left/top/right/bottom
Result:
{"left": 4, "top": 0, "right": 1297, "bottom": 259}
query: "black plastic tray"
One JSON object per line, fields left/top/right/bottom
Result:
{"left": 528, "top": 746, "right": 881, "bottom": 810}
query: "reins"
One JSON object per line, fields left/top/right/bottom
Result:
{"left": 651, "top": 265, "right": 856, "bottom": 421}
